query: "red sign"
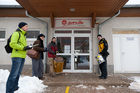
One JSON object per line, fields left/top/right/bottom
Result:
{"left": 55, "top": 18, "right": 91, "bottom": 29}
{"left": 61, "top": 19, "right": 84, "bottom": 26}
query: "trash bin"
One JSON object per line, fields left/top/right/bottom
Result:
{"left": 54, "top": 56, "right": 64, "bottom": 73}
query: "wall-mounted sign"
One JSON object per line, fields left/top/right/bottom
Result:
{"left": 55, "top": 18, "right": 92, "bottom": 29}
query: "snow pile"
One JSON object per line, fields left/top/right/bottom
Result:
{"left": 75, "top": 84, "right": 88, "bottom": 88}
{"left": 0, "top": 69, "right": 10, "bottom": 92}
{"left": 15, "top": 76, "right": 48, "bottom": 93}
{"left": 129, "top": 76, "right": 140, "bottom": 92}
{"left": 96, "top": 85, "right": 106, "bottom": 90}
{"left": 0, "top": 69, "right": 47, "bottom": 93}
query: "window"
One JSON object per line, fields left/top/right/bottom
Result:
{"left": 0, "top": 31, "right": 5, "bottom": 39}
{"left": 55, "top": 30, "right": 72, "bottom": 33}
{"left": 74, "top": 30, "right": 91, "bottom": 33}
{"left": 26, "top": 30, "right": 40, "bottom": 39}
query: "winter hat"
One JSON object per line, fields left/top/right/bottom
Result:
{"left": 37, "top": 34, "right": 45, "bottom": 41}
{"left": 18, "top": 22, "right": 28, "bottom": 28}
{"left": 38, "top": 34, "right": 45, "bottom": 37}
{"left": 97, "top": 34, "right": 102, "bottom": 37}
{"left": 37, "top": 33, "right": 45, "bottom": 39}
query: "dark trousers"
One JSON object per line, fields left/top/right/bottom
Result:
{"left": 6, "top": 57, "right": 25, "bottom": 93}
{"left": 32, "top": 58, "right": 44, "bottom": 78}
{"left": 99, "top": 56, "right": 107, "bottom": 78}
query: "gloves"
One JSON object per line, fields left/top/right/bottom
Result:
{"left": 24, "top": 45, "right": 32, "bottom": 50}
{"left": 44, "top": 47, "right": 48, "bottom": 52}
{"left": 99, "top": 52, "right": 103, "bottom": 55}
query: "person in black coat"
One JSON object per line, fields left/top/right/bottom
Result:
{"left": 97, "top": 34, "right": 109, "bottom": 79}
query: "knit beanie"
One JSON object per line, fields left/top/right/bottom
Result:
{"left": 37, "top": 33, "right": 45, "bottom": 39}
{"left": 38, "top": 34, "right": 45, "bottom": 37}
{"left": 97, "top": 34, "right": 102, "bottom": 37}
{"left": 18, "top": 22, "right": 28, "bottom": 28}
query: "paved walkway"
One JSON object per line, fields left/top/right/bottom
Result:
{"left": 0, "top": 65, "right": 140, "bottom": 93}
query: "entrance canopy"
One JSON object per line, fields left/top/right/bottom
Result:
{"left": 16, "top": 0, "right": 128, "bottom": 17}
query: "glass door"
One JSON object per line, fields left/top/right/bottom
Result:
{"left": 55, "top": 30, "right": 92, "bottom": 73}
{"left": 74, "top": 37, "right": 90, "bottom": 70}
{"left": 56, "top": 36, "right": 72, "bottom": 70}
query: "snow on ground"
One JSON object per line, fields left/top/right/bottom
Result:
{"left": 0, "top": 69, "right": 47, "bottom": 93}
{"left": 75, "top": 84, "right": 88, "bottom": 88}
{"left": 129, "top": 76, "right": 140, "bottom": 92}
{"left": 96, "top": 85, "right": 106, "bottom": 90}
{"left": 75, "top": 84, "right": 106, "bottom": 90}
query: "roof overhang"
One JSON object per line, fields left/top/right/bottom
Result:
{"left": 16, "top": 0, "right": 128, "bottom": 17}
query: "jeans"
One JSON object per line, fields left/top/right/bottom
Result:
{"left": 6, "top": 57, "right": 25, "bottom": 93}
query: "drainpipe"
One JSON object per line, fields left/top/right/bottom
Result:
{"left": 25, "top": 11, "right": 48, "bottom": 73}
{"left": 96, "top": 10, "right": 120, "bottom": 74}
{"left": 97, "top": 10, "right": 120, "bottom": 34}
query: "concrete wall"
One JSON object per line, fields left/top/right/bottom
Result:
{"left": 0, "top": 17, "right": 51, "bottom": 65}
{"left": 1, "top": 17, "right": 140, "bottom": 73}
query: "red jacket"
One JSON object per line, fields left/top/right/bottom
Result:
{"left": 47, "top": 41, "right": 57, "bottom": 58}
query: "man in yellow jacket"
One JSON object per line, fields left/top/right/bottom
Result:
{"left": 97, "top": 34, "right": 109, "bottom": 79}
{"left": 6, "top": 22, "right": 32, "bottom": 93}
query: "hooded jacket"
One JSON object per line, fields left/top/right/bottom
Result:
{"left": 10, "top": 28, "right": 27, "bottom": 58}
{"left": 48, "top": 41, "right": 57, "bottom": 58}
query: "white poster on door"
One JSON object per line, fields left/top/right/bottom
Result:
{"left": 64, "top": 45, "right": 70, "bottom": 53}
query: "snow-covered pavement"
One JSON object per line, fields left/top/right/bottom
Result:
{"left": 1, "top": 68, "right": 140, "bottom": 93}
{"left": 129, "top": 76, "right": 140, "bottom": 92}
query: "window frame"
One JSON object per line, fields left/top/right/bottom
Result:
{"left": 0, "top": 29, "right": 6, "bottom": 41}
{"left": 26, "top": 29, "right": 40, "bottom": 41}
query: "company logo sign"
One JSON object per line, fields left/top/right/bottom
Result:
{"left": 55, "top": 18, "right": 91, "bottom": 29}
{"left": 61, "top": 19, "right": 84, "bottom": 26}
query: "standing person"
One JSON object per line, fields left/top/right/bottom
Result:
{"left": 97, "top": 34, "right": 109, "bottom": 79}
{"left": 47, "top": 37, "right": 57, "bottom": 77}
{"left": 32, "top": 34, "right": 47, "bottom": 80}
{"left": 6, "top": 22, "right": 32, "bottom": 93}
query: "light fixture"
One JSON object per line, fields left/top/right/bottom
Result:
{"left": 70, "top": 8, "right": 75, "bottom": 12}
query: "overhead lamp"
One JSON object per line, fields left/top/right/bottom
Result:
{"left": 70, "top": 8, "right": 75, "bottom": 12}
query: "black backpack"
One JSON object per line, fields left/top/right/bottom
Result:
{"left": 4, "top": 31, "right": 21, "bottom": 53}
